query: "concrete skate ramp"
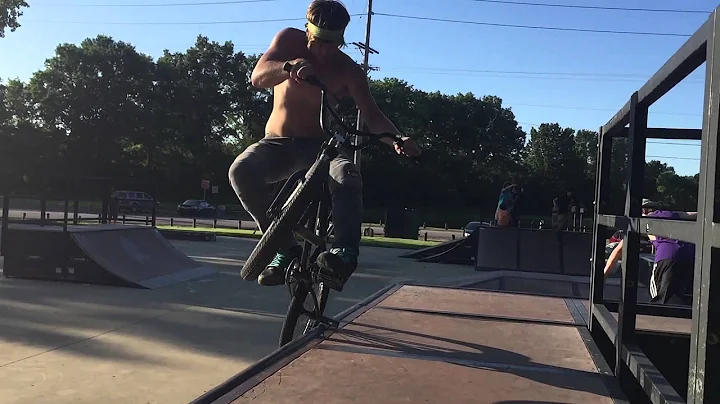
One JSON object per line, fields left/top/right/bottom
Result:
{"left": 71, "top": 226, "right": 215, "bottom": 289}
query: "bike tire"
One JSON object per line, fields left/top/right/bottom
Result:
{"left": 240, "top": 161, "right": 327, "bottom": 281}
{"left": 279, "top": 280, "right": 330, "bottom": 347}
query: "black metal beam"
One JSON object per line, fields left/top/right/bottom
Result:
{"left": 597, "top": 214, "right": 699, "bottom": 244}
{"left": 603, "top": 301, "right": 692, "bottom": 319}
{"left": 592, "top": 304, "right": 686, "bottom": 403}
{"left": 597, "top": 214, "right": 629, "bottom": 231}
{"left": 615, "top": 91, "right": 647, "bottom": 378}
{"left": 687, "top": 8, "right": 720, "bottom": 404}
{"left": 590, "top": 126, "right": 613, "bottom": 331}
{"left": 620, "top": 342, "right": 686, "bottom": 404}
{"left": 610, "top": 127, "right": 703, "bottom": 140}
{"left": 1, "top": 195, "right": 9, "bottom": 256}
{"left": 593, "top": 8, "right": 719, "bottom": 404}
{"left": 593, "top": 303, "right": 618, "bottom": 341}
{"left": 602, "top": 20, "right": 709, "bottom": 135}
{"left": 641, "top": 218, "right": 698, "bottom": 245}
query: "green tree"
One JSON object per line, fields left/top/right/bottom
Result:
{"left": 25, "top": 35, "right": 156, "bottom": 179}
{"left": 524, "top": 123, "right": 587, "bottom": 208}
{"left": 644, "top": 160, "right": 674, "bottom": 202}
{"left": 657, "top": 171, "right": 698, "bottom": 210}
{"left": 0, "top": 0, "right": 28, "bottom": 38}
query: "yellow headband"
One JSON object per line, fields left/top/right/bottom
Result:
{"left": 305, "top": 21, "right": 345, "bottom": 44}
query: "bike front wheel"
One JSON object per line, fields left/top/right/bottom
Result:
{"left": 279, "top": 280, "right": 330, "bottom": 347}
{"left": 240, "top": 159, "right": 327, "bottom": 281}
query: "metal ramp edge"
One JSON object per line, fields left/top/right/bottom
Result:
{"left": 189, "top": 283, "right": 403, "bottom": 404}
{"left": 399, "top": 236, "right": 468, "bottom": 259}
{"left": 189, "top": 282, "right": 628, "bottom": 404}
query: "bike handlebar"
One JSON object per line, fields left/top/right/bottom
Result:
{"left": 282, "top": 61, "right": 404, "bottom": 151}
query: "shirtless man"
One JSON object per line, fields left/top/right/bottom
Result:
{"left": 229, "top": 0, "right": 421, "bottom": 291}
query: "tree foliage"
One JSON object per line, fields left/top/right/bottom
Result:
{"left": 0, "top": 35, "right": 700, "bottom": 223}
{"left": 0, "top": 0, "right": 28, "bottom": 38}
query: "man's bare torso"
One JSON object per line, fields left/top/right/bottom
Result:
{"left": 265, "top": 28, "right": 359, "bottom": 139}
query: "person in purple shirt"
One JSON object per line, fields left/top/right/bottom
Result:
{"left": 604, "top": 199, "right": 697, "bottom": 305}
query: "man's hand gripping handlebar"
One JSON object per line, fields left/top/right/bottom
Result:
{"left": 282, "top": 61, "right": 413, "bottom": 154}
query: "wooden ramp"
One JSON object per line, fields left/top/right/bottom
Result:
{"left": 192, "top": 284, "right": 630, "bottom": 404}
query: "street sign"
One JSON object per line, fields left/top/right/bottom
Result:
{"left": 211, "top": 185, "right": 219, "bottom": 194}
{"left": 201, "top": 179, "right": 210, "bottom": 190}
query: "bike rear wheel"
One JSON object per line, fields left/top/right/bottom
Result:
{"left": 279, "top": 278, "right": 330, "bottom": 347}
{"left": 240, "top": 159, "right": 327, "bottom": 281}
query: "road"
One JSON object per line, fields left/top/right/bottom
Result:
{"left": 2, "top": 208, "right": 465, "bottom": 242}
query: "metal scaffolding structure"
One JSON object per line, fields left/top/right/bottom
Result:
{"left": 589, "top": 7, "right": 719, "bottom": 404}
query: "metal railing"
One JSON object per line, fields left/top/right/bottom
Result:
{"left": 589, "top": 7, "right": 719, "bottom": 404}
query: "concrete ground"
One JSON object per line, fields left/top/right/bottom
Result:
{"left": 0, "top": 237, "right": 479, "bottom": 404}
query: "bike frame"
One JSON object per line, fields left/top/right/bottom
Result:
{"left": 268, "top": 64, "right": 404, "bottom": 335}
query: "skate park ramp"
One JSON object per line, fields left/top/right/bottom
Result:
{"left": 70, "top": 226, "right": 216, "bottom": 289}
{"left": 401, "top": 228, "right": 479, "bottom": 265}
{"left": 2, "top": 224, "right": 216, "bottom": 289}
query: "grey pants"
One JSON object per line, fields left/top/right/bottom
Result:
{"left": 228, "top": 136, "right": 363, "bottom": 252}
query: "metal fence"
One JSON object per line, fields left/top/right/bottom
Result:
{"left": 589, "top": 8, "right": 719, "bottom": 404}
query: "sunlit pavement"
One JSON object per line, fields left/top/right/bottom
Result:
{"left": 0, "top": 236, "right": 475, "bottom": 404}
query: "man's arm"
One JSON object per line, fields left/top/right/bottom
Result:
{"left": 346, "top": 65, "right": 402, "bottom": 146}
{"left": 251, "top": 28, "right": 304, "bottom": 89}
{"left": 604, "top": 238, "right": 623, "bottom": 277}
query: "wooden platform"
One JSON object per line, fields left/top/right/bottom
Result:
{"left": 194, "top": 284, "right": 632, "bottom": 404}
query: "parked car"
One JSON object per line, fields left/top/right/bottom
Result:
{"left": 112, "top": 190, "right": 159, "bottom": 214}
{"left": 176, "top": 200, "right": 216, "bottom": 217}
{"left": 463, "top": 221, "right": 490, "bottom": 237}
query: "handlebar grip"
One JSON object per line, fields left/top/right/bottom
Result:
{"left": 282, "top": 61, "right": 322, "bottom": 87}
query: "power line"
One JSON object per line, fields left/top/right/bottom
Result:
{"left": 373, "top": 12, "right": 693, "bottom": 37}
{"left": 385, "top": 67, "right": 654, "bottom": 77}
{"left": 647, "top": 155, "right": 700, "bottom": 161}
{"left": 507, "top": 102, "right": 702, "bottom": 117}
{"left": 28, "top": 11, "right": 695, "bottom": 37}
{"left": 379, "top": 68, "right": 704, "bottom": 83}
{"left": 467, "top": 0, "right": 708, "bottom": 15}
{"left": 33, "top": 15, "right": 363, "bottom": 25}
{"left": 648, "top": 141, "right": 701, "bottom": 146}
{"left": 35, "top": 0, "right": 275, "bottom": 6}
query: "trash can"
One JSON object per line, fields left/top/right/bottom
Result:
{"left": 383, "top": 207, "right": 420, "bottom": 240}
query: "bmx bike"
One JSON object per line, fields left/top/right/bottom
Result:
{"left": 240, "top": 62, "right": 406, "bottom": 347}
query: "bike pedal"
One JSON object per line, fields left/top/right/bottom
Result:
{"left": 317, "top": 268, "right": 342, "bottom": 290}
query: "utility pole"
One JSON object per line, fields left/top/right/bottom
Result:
{"left": 353, "top": 0, "right": 374, "bottom": 171}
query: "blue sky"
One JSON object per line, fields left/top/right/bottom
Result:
{"left": 0, "top": 0, "right": 713, "bottom": 176}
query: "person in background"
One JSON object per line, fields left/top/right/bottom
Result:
{"left": 603, "top": 198, "right": 697, "bottom": 305}
{"left": 495, "top": 182, "right": 521, "bottom": 227}
{"left": 552, "top": 190, "right": 576, "bottom": 231}
{"left": 108, "top": 188, "right": 119, "bottom": 224}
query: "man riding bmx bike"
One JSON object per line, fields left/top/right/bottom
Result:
{"left": 228, "top": 0, "right": 421, "bottom": 291}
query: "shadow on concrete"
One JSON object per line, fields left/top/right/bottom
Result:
{"left": 0, "top": 272, "right": 289, "bottom": 366}
{"left": 0, "top": 235, "right": 472, "bottom": 369}
{"left": 325, "top": 323, "right": 623, "bottom": 401}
